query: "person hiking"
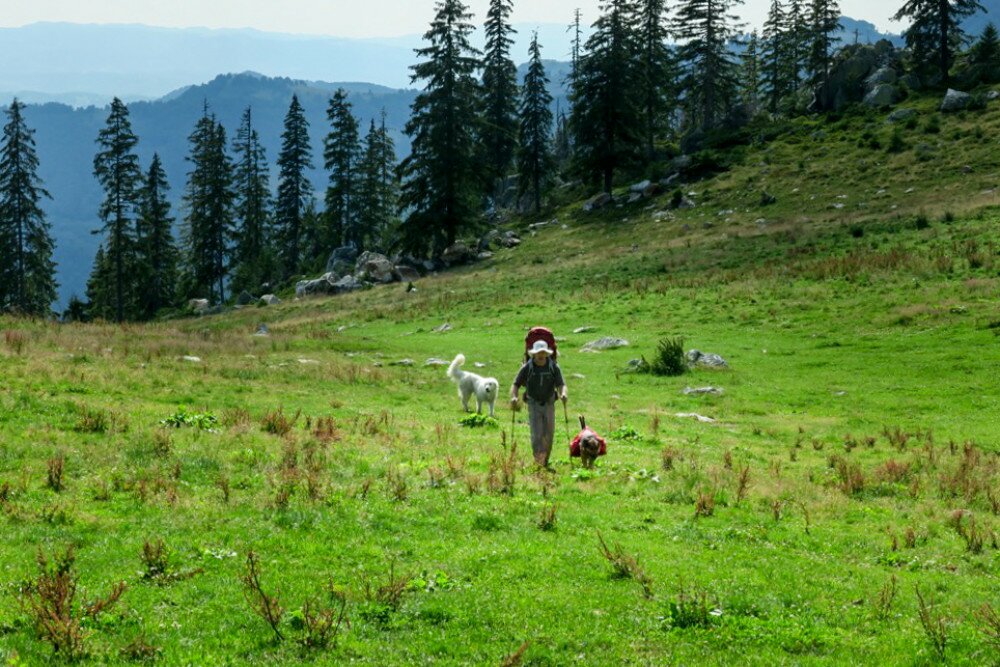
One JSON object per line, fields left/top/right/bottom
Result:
{"left": 510, "top": 339, "right": 567, "bottom": 466}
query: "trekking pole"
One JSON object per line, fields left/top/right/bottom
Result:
{"left": 510, "top": 400, "right": 517, "bottom": 450}
{"left": 562, "top": 399, "right": 572, "bottom": 462}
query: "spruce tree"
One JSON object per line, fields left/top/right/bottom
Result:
{"left": 274, "top": 94, "right": 314, "bottom": 277}
{"left": 671, "top": 0, "right": 746, "bottom": 131}
{"left": 398, "top": 0, "right": 483, "bottom": 256}
{"left": 92, "top": 97, "right": 142, "bottom": 323}
{"left": 0, "top": 98, "right": 57, "bottom": 316}
{"left": 182, "top": 107, "right": 234, "bottom": 304}
{"left": 741, "top": 30, "right": 763, "bottom": 114}
{"left": 785, "top": 0, "right": 808, "bottom": 88}
{"left": 85, "top": 244, "right": 114, "bottom": 321}
{"left": 135, "top": 154, "right": 177, "bottom": 318}
{"left": 480, "top": 0, "right": 519, "bottom": 204}
{"left": 806, "top": 0, "right": 841, "bottom": 88}
{"left": 969, "top": 22, "right": 1000, "bottom": 82}
{"left": 633, "top": 0, "right": 677, "bottom": 160}
{"left": 323, "top": 89, "right": 361, "bottom": 250}
{"left": 892, "top": 0, "right": 985, "bottom": 85}
{"left": 571, "top": 0, "right": 643, "bottom": 193}
{"left": 356, "top": 113, "right": 399, "bottom": 251}
{"left": 517, "top": 33, "right": 555, "bottom": 215}
{"left": 231, "top": 107, "right": 273, "bottom": 294}
{"left": 762, "top": 0, "right": 790, "bottom": 111}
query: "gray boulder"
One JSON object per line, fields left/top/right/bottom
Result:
{"left": 332, "top": 275, "right": 363, "bottom": 294}
{"left": 940, "top": 88, "right": 971, "bottom": 112}
{"left": 863, "top": 83, "right": 897, "bottom": 108}
{"left": 295, "top": 273, "right": 336, "bottom": 298}
{"left": 987, "top": 90, "right": 1000, "bottom": 102}
{"left": 899, "top": 73, "right": 922, "bottom": 90}
{"left": 236, "top": 290, "right": 254, "bottom": 306}
{"left": 583, "top": 192, "right": 612, "bottom": 212}
{"left": 325, "top": 245, "right": 359, "bottom": 276}
{"left": 441, "top": 242, "right": 474, "bottom": 266}
{"left": 581, "top": 337, "right": 629, "bottom": 352}
{"left": 355, "top": 251, "right": 395, "bottom": 283}
{"left": 259, "top": 294, "right": 281, "bottom": 306}
{"left": 683, "top": 386, "right": 724, "bottom": 395}
{"left": 188, "top": 298, "right": 210, "bottom": 314}
{"left": 477, "top": 251, "right": 494, "bottom": 261}
{"left": 887, "top": 108, "right": 918, "bottom": 123}
{"left": 865, "top": 66, "right": 897, "bottom": 90}
{"left": 393, "top": 264, "right": 421, "bottom": 283}
{"left": 500, "top": 231, "right": 521, "bottom": 247}
{"left": 687, "top": 350, "right": 729, "bottom": 368}
{"left": 629, "top": 180, "right": 652, "bottom": 193}
{"left": 671, "top": 154, "right": 694, "bottom": 172}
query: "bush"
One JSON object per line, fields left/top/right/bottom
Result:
{"left": 886, "top": 128, "right": 907, "bottom": 153}
{"left": 648, "top": 337, "right": 687, "bottom": 376}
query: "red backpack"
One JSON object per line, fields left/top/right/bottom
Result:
{"left": 524, "top": 327, "right": 558, "bottom": 362}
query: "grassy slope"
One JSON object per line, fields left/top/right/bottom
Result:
{"left": 1, "top": 95, "right": 999, "bottom": 665}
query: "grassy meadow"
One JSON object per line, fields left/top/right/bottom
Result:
{"left": 2, "top": 97, "right": 1000, "bottom": 665}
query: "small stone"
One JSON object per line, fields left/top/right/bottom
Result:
{"left": 181, "top": 356, "right": 201, "bottom": 363}
{"left": 432, "top": 323, "right": 453, "bottom": 333}
{"left": 571, "top": 373, "right": 586, "bottom": 380}
{"left": 259, "top": 294, "right": 281, "bottom": 306}
{"left": 424, "top": 358, "right": 449, "bottom": 367}
{"left": 253, "top": 324, "right": 270, "bottom": 337}
{"left": 474, "top": 362, "right": 487, "bottom": 368}
{"left": 297, "top": 358, "right": 320, "bottom": 365}
{"left": 573, "top": 326, "right": 596, "bottom": 334}
{"left": 581, "top": 337, "right": 630, "bottom": 352}
{"left": 674, "top": 413, "right": 716, "bottom": 423}
{"left": 683, "top": 386, "right": 724, "bottom": 395}
{"left": 390, "top": 359, "right": 415, "bottom": 366}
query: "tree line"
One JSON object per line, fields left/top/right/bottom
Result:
{"left": 1, "top": 0, "right": 997, "bottom": 320}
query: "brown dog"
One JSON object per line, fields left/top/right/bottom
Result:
{"left": 571, "top": 416, "right": 607, "bottom": 469}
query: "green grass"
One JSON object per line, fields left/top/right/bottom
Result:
{"left": 2, "top": 96, "right": 1000, "bottom": 664}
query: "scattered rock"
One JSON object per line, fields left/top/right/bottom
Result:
{"left": 354, "top": 251, "right": 394, "bottom": 283}
{"left": 899, "top": 73, "right": 922, "bottom": 90}
{"left": 581, "top": 337, "right": 629, "bottom": 352}
{"left": 432, "top": 323, "right": 453, "bottom": 333}
{"left": 474, "top": 362, "right": 487, "bottom": 368}
{"left": 583, "top": 192, "right": 613, "bottom": 212}
{"left": 394, "top": 265, "right": 421, "bottom": 283}
{"left": 325, "top": 245, "right": 359, "bottom": 276}
{"left": 236, "top": 290, "right": 254, "bottom": 306}
{"left": 674, "top": 413, "right": 716, "bottom": 423}
{"left": 571, "top": 373, "right": 586, "bottom": 379}
{"left": 863, "top": 83, "right": 897, "bottom": 107}
{"left": 253, "top": 324, "right": 270, "bottom": 337}
{"left": 887, "top": 108, "right": 917, "bottom": 123}
{"left": 961, "top": 165, "right": 973, "bottom": 174}
{"left": 940, "top": 88, "right": 971, "bottom": 112}
{"left": 987, "top": 90, "right": 1000, "bottom": 101}
{"left": 188, "top": 298, "right": 210, "bottom": 314}
{"left": 476, "top": 251, "right": 494, "bottom": 261}
{"left": 182, "top": 356, "right": 202, "bottom": 363}
{"left": 390, "top": 359, "right": 415, "bottom": 367}
{"left": 441, "top": 242, "right": 474, "bottom": 266}
{"left": 629, "top": 180, "right": 651, "bottom": 193}
{"left": 297, "top": 358, "right": 320, "bottom": 365}
{"left": 332, "top": 275, "right": 364, "bottom": 294}
{"left": 259, "top": 294, "right": 281, "bottom": 306}
{"left": 573, "top": 326, "right": 596, "bottom": 334}
{"left": 424, "top": 358, "right": 449, "bottom": 367}
{"left": 295, "top": 273, "right": 336, "bottom": 297}
{"left": 759, "top": 191, "right": 776, "bottom": 206}
{"left": 683, "top": 386, "right": 724, "bottom": 395}
{"left": 687, "top": 350, "right": 729, "bottom": 368}
{"left": 865, "top": 66, "right": 897, "bottom": 90}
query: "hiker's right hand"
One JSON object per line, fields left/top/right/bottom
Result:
{"left": 510, "top": 398, "right": 519, "bottom": 411}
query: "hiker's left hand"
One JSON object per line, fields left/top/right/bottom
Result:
{"left": 560, "top": 394, "right": 568, "bottom": 405}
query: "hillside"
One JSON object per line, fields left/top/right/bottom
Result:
{"left": 1, "top": 94, "right": 999, "bottom": 664}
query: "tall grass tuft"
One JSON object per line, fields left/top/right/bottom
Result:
{"left": 976, "top": 603, "right": 1000, "bottom": 651}
{"left": 596, "top": 532, "right": 654, "bottom": 598}
{"left": 241, "top": 551, "right": 285, "bottom": 641}
{"left": 4, "top": 330, "right": 27, "bottom": 354}
{"left": 915, "top": 586, "right": 948, "bottom": 660}
{"left": 46, "top": 454, "right": 66, "bottom": 492}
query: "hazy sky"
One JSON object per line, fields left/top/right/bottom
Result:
{"left": 3, "top": 0, "right": 904, "bottom": 37}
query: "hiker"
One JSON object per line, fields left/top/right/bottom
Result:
{"left": 510, "top": 338, "right": 567, "bottom": 466}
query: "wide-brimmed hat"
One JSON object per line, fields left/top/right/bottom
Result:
{"left": 528, "top": 340, "right": 554, "bottom": 356}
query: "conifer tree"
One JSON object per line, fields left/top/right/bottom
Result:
{"left": 356, "top": 113, "right": 399, "bottom": 251}
{"left": 323, "top": 89, "right": 361, "bottom": 250}
{"left": 182, "top": 107, "right": 233, "bottom": 304}
{"left": 785, "top": 0, "right": 808, "bottom": 88}
{"left": 0, "top": 99, "right": 57, "bottom": 316}
{"left": 480, "top": 0, "right": 519, "bottom": 203}
{"left": 741, "top": 30, "right": 763, "bottom": 113}
{"left": 231, "top": 107, "right": 273, "bottom": 294}
{"left": 633, "top": 0, "right": 677, "bottom": 160}
{"left": 92, "top": 97, "right": 141, "bottom": 323}
{"left": 762, "top": 0, "right": 790, "bottom": 111}
{"left": 135, "top": 154, "right": 177, "bottom": 318}
{"left": 398, "top": 0, "right": 483, "bottom": 255}
{"left": 969, "top": 22, "right": 1000, "bottom": 82}
{"left": 517, "top": 33, "right": 555, "bottom": 215}
{"left": 85, "top": 244, "right": 114, "bottom": 320}
{"left": 671, "top": 0, "right": 745, "bottom": 131}
{"left": 274, "top": 94, "right": 314, "bottom": 277}
{"left": 892, "top": 0, "right": 984, "bottom": 85}
{"left": 571, "top": 0, "right": 643, "bottom": 193}
{"left": 806, "top": 0, "right": 841, "bottom": 88}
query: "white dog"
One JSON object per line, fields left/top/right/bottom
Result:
{"left": 447, "top": 354, "right": 499, "bottom": 417}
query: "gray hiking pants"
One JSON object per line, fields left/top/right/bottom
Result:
{"left": 527, "top": 399, "right": 556, "bottom": 465}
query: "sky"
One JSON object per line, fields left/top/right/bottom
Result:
{"left": 2, "top": 0, "right": 905, "bottom": 37}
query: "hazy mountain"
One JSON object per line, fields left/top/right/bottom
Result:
{"left": 0, "top": 22, "right": 585, "bottom": 106}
